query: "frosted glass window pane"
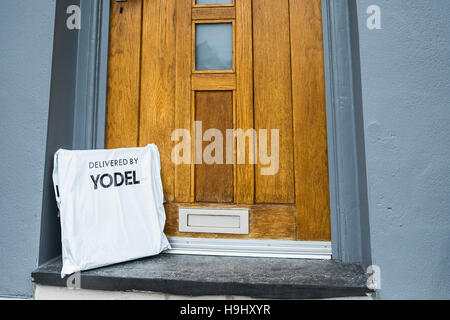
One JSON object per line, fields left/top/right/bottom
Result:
{"left": 196, "top": 23, "right": 233, "bottom": 71}
{"left": 196, "top": 0, "right": 233, "bottom": 5}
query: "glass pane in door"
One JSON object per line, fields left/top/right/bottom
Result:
{"left": 195, "top": 23, "right": 233, "bottom": 71}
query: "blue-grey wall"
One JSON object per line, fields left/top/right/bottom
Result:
{"left": 356, "top": 0, "right": 450, "bottom": 299}
{"left": 0, "top": 0, "right": 56, "bottom": 298}
{"left": 1, "top": 0, "right": 449, "bottom": 300}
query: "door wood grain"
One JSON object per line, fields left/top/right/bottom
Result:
{"left": 139, "top": 0, "right": 177, "bottom": 201}
{"left": 253, "top": 0, "right": 295, "bottom": 204}
{"left": 106, "top": 0, "right": 331, "bottom": 241}
{"left": 194, "top": 91, "right": 234, "bottom": 203}
{"left": 290, "top": 0, "right": 331, "bottom": 240}
{"left": 106, "top": 0, "right": 142, "bottom": 149}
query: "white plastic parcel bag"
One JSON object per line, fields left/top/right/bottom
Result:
{"left": 52, "top": 144, "right": 171, "bottom": 277}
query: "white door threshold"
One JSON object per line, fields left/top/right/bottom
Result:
{"left": 167, "top": 237, "right": 332, "bottom": 260}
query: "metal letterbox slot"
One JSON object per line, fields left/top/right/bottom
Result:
{"left": 179, "top": 208, "right": 249, "bottom": 235}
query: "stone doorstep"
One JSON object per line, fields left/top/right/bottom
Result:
{"left": 32, "top": 253, "right": 374, "bottom": 300}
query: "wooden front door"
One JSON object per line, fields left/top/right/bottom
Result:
{"left": 106, "top": 0, "right": 331, "bottom": 241}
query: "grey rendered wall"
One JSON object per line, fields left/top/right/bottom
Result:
{"left": 0, "top": 0, "right": 56, "bottom": 298}
{"left": 355, "top": 0, "right": 450, "bottom": 299}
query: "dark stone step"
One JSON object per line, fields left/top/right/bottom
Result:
{"left": 32, "top": 253, "right": 373, "bottom": 299}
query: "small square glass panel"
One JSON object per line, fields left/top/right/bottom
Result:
{"left": 195, "top": 0, "right": 233, "bottom": 5}
{"left": 195, "top": 23, "right": 233, "bottom": 71}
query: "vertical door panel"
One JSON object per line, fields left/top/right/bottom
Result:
{"left": 253, "top": 0, "right": 295, "bottom": 204}
{"left": 106, "top": 0, "right": 143, "bottom": 149}
{"left": 195, "top": 91, "right": 234, "bottom": 203}
{"left": 235, "top": 0, "right": 254, "bottom": 204}
{"left": 139, "top": 0, "right": 176, "bottom": 201}
{"left": 290, "top": 0, "right": 331, "bottom": 240}
{"left": 174, "top": 0, "right": 193, "bottom": 202}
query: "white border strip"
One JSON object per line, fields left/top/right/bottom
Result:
{"left": 167, "top": 237, "right": 332, "bottom": 260}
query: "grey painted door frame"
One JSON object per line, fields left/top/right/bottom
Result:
{"left": 44, "top": 0, "right": 370, "bottom": 264}
{"left": 321, "top": 0, "right": 371, "bottom": 264}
